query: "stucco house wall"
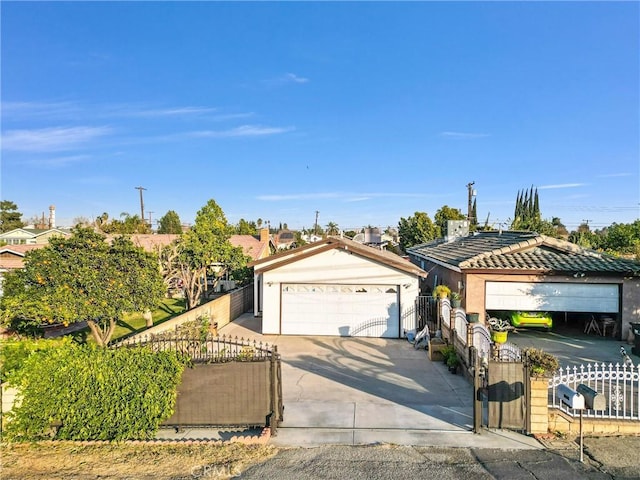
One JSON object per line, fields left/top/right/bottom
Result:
{"left": 259, "top": 248, "right": 422, "bottom": 336}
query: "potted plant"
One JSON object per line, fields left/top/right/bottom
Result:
{"left": 488, "top": 317, "right": 514, "bottom": 344}
{"left": 450, "top": 292, "right": 462, "bottom": 308}
{"left": 446, "top": 352, "right": 460, "bottom": 374}
{"left": 433, "top": 285, "right": 451, "bottom": 299}
{"left": 440, "top": 344, "right": 456, "bottom": 364}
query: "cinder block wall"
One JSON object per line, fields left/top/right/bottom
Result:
{"left": 548, "top": 408, "right": 640, "bottom": 436}
{"left": 126, "top": 284, "right": 253, "bottom": 339}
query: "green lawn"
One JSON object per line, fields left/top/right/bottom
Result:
{"left": 112, "top": 298, "right": 186, "bottom": 342}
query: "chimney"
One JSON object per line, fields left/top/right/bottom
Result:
{"left": 260, "top": 227, "right": 270, "bottom": 243}
{"left": 49, "top": 205, "right": 56, "bottom": 229}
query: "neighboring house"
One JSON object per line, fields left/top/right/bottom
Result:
{"left": 0, "top": 244, "right": 45, "bottom": 295}
{"left": 230, "top": 228, "right": 274, "bottom": 261}
{"left": 273, "top": 230, "right": 296, "bottom": 250}
{"left": 0, "top": 228, "right": 70, "bottom": 245}
{"left": 105, "top": 234, "right": 180, "bottom": 254}
{"left": 251, "top": 236, "right": 427, "bottom": 338}
{"left": 407, "top": 230, "right": 640, "bottom": 340}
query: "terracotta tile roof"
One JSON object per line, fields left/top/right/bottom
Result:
{"left": 0, "top": 244, "right": 45, "bottom": 269}
{"left": 408, "top": 231, "right": 640, "bottom": 276}
{"left": 105, "top": 234, "right": 180, "bottom": 252}
{"left": 229, "top": 235, "right": 269, "bottom": 261}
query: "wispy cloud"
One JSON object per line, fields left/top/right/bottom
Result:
{"left": 264, "top": 72, "right": 310, "bottom": 87}
{"left": 284, "top": 73, "right": 309, "bottom": 84}
{"left": 1, "top": 101, "right": 82, "bottom": 119}
{"left": 439, "top": 131, "right": 490, "bottom": 139}
{"left": 257, "top": 192, "right": 433, "bottom": 201}
{"left": 538, "top": 183, "right": 586, "bottom": 190}
{"left": 2, "top": 101, "right": 223, "bottom": 120}
{"left": 108, "top": 105, "right": 218, "bottom": 118}
{"left": 27, "top": 155, "right": 91, "bottom": 168}
{"left": 346, "top": 197, "right": 371, "bottom": 202}
{"left": 1, "top": 126, "right": 112, "bottom": 152}
{"left": 189, "top": 125, "right": 294, "bottom": 138}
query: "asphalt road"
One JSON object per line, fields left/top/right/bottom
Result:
{"left": 237, "top": 438, "right": 640, "bottom": 480}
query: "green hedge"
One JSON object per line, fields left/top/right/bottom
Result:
{"left": 3, "top": 342, "right": 186, "bottom": 441}
{"left": 1, "top": 337, "right": 72, "bottom": 383}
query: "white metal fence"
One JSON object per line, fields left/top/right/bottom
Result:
{"left": 548, "top": 362, "right": 640, "bottom": 420}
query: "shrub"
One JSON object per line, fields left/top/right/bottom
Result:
{"left": 4, "top": 342, "right": 186, "bottom": 441}
{"left": 0, "top": 337, "right": 72, "bottom": 383}
{"left": 446, "top": 352, "right": 460, "bottom": 368}
{"left": 440, "top": 344, "right": 456, "bottom": 363}
{"left": 523, "top": 347, "right": 559, "bottom": 377}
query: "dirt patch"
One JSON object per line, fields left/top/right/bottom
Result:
{"left": 0, "top": 441, "right": 277, "bottom": 479}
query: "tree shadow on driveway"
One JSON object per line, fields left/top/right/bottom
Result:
{"left": 278, "top": 335, "right": 474, "bottom": 430}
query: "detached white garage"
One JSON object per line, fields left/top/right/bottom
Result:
{"left": 251, "top": 237, "right": 427, "bottom": 338}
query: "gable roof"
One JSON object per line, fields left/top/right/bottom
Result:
{"left": 229, "top": 234, "right": 270, "bottom": 261}
{"left": 0, "top": 227, "right": 71, "bottom": 238}
{"left": 251, "top": 236, "right": 427, "bottom": 277}
{"left": 408, "top": 231, "right": 640, "bottom": 276}
{"left": 0, "top": 244, "right": 45, "bottom": 270}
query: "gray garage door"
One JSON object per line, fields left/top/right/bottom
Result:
{"left": 485, "top": 281, "right": 619, "bottom": 313}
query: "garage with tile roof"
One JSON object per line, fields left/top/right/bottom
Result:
{"left": 407, "top": 231, "right": 640, "bottom": 340}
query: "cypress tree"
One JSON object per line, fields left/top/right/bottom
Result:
{"left": 527, "top": 185, "right": 535, "bottom": 221}
{"left": 533, "top": 188, "right": 540, "bottom": 220}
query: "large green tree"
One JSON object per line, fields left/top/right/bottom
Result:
{"left": 0, "top": 200, "right": 25, "bottom": 233}
{"left": 235, "top": 218, "right": 257, "bottom": 235}
{"left": 434, "top": 205, "right": 466, "bottom": 237}
{"left": 157, "top": 210, "right": 183, "bottom": 234}
{"left": 98, "top": 213, "right": 151, "bottom": 234}
{"left": 398, "top": 212, "right": 438, "bottom": 252}
{"left": 0, "top": 228, "right": 165, "bottom": 346}
{"left": 160, "top": 199, "right": 248, "bottom": 310}
{"left": 599, "top": 221, "right": 640, "bottom": 255}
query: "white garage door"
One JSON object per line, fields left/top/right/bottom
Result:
{"left": 281, "top": 283, "right": 400, "bottom": 337}
{"left": 485, "top": 282, "right": 619, "bottom": 313}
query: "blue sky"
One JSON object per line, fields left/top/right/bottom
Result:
{"left": 1, "top": 1, "right": 638, "bottom": 232}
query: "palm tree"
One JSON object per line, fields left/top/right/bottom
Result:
{"left": 326, "top": 222, "right": 339, "bottom": 236}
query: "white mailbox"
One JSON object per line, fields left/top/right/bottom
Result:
{"left": 558, "top": 384, "right": 585, "bottom": 409}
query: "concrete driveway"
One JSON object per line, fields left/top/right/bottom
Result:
{"left": 221, "top": 314, "right": 541, "bottom": 449}
{"left": 508, "top": 324, "right": 638, "bottom": 368}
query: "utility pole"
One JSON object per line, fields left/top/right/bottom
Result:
{"left": 148, "top": 211, "right": 154, "bottom": 229}
{"left": 135, "top": 186, "right": 146, "bottom": 220}
{"left": 314, "top": 210, "right": 319, "bottom": 236}
{"left": 467, "top": 181, "right": 476, "bottom": 223}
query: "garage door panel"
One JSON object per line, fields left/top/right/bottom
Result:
{"left": 485, "top": 282, "right": 619, "bottom": 313}
{"left": 281, "top": 283, "right": 399, "bottom": 337}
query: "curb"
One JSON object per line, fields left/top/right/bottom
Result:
{"left": 8, "top": 427, "right": 272, "bottom": 446}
